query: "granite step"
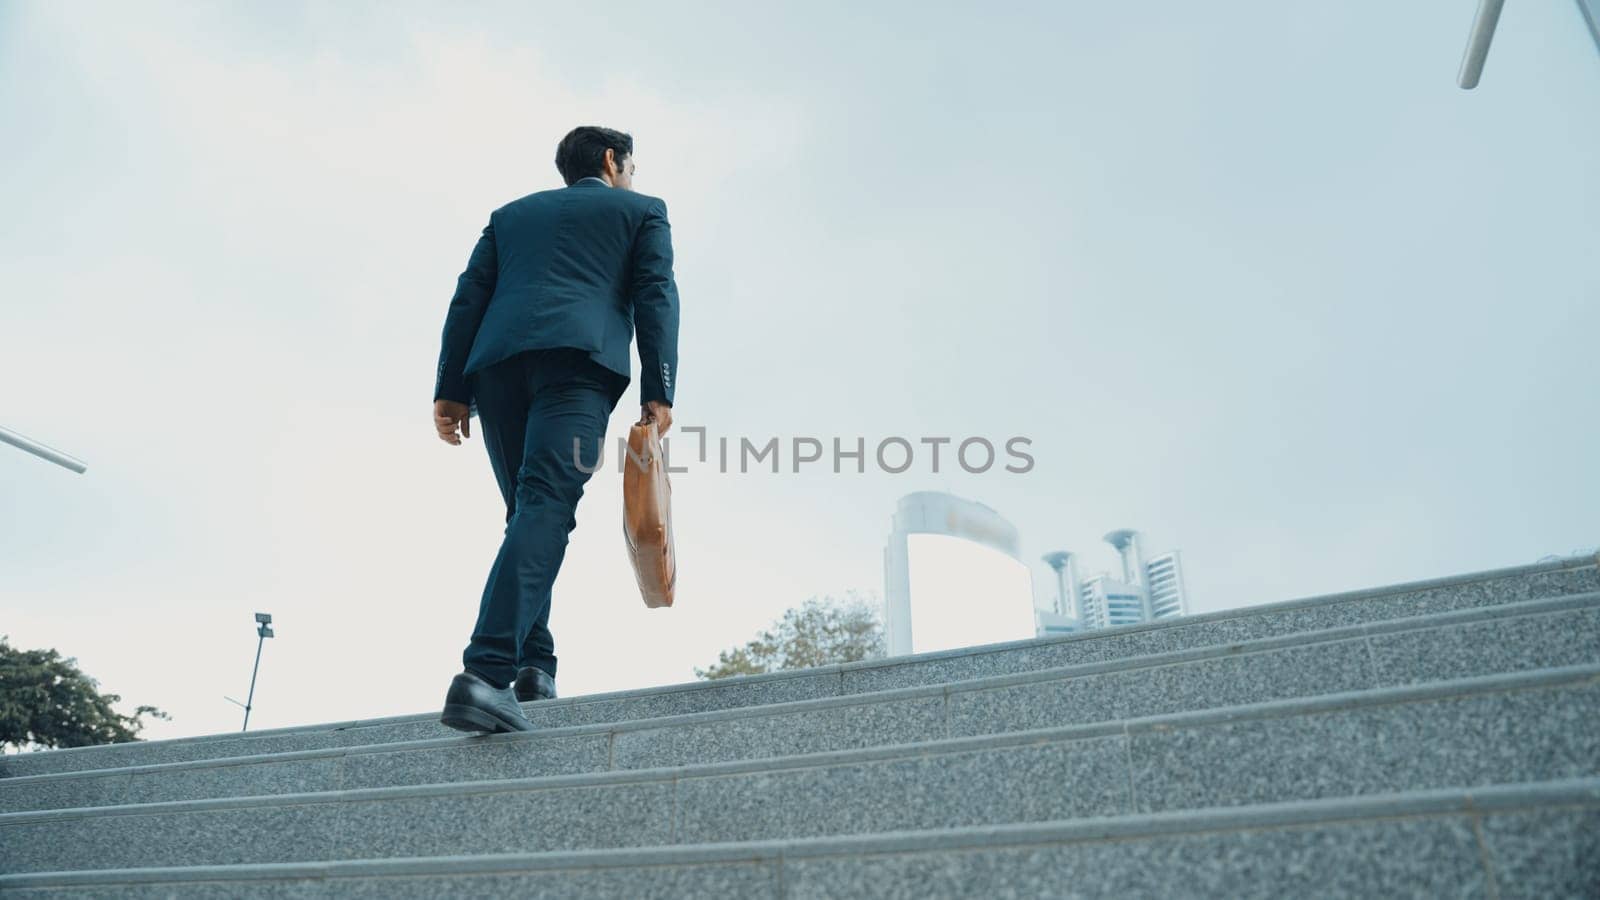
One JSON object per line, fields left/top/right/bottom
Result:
{"left": 4, "top": 554, "right": 1594, "bottom": 781}
{"left": 1, "top": 664, "right": 1594, "bottom": 874}
{"left": 2, "top": 593, "right": 1596, "bottom": 817}
{"left": 2, "top": 777, "right": 1594, "bottom": 897}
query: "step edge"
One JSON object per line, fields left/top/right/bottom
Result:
{"left": 7, "top": 592, "right": 1596, "bottom": 788}
{"left": 835, "top": 552, "right": 1600, "bottom": 674}
{"left": 7, "top": 662, "right": 1596, "bottom": 825}
{"left": 4, "top": 777, "right": 1597, "bottom": 888}
{"left": 15, "top": 554, "right": 1594, "bottom": 760}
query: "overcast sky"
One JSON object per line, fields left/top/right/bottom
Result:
{"left": 3, "top": 0, "right": 1596, "bottom": 742}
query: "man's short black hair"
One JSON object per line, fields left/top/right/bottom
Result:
{"left": 554, "top": 126, "right": 633, "bottom": 186}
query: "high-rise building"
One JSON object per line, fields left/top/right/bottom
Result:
{"left": 1145, "top": 550, "right": 1189, "bottom": 619}
{"left": 1036, "top": 530, "right": 1189, "bottom": 636}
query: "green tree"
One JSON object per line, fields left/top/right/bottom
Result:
{"left": 0, "top": 635, "right": 168, "bottom": 752}
{"left": 696, "top": 592, "right": 885, "bottom": 679}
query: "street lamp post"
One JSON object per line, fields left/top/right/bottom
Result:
{"left": 225, "top": 613, "right": 275, "bottom": 731}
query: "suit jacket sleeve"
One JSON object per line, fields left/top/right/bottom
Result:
{"left": 629, "top": 198, "right": 680, "bottom": 407}
{"left": 433, "top": 218, "right": 499, "bottom": 414}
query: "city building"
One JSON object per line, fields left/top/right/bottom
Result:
{"left": 1037, "top": 531, "right": 1189, "bottom": 636}
{"left": 882, "top": 491, "right": 1192, "bottom": 654}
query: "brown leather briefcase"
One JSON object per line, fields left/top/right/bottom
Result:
{"left": 623, "top": 419, "right": 676, "bottom": 608}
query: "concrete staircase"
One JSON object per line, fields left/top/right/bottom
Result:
{"left": 2, "top": 555, "right": 1597, "bottom": 897}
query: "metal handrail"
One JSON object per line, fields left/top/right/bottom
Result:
{"left": 0, "top": 424, "right": 87, "bottom": 473}
{"left": 1458, "top": 0, "right": 1507, "bottom": 89}
{"left": 1581, "top": 1, "right": 1600, "bottom": 53}
{"left": 1460, "top": 1, "right": 1600, "bottom": 91}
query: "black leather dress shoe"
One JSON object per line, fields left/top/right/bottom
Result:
{"left": 514, "top": 666, "right": 557, "bottom": 702}
{"left": 440, "top": 670, "right": 536, "bottom": 734}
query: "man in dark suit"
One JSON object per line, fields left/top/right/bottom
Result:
{"left": 431, "top": 125, "right": 679, "bottom": 733}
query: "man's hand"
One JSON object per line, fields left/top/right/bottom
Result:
{"left": 434, "top": 399, "right": 472, "bottom": 445}
{"left": 639, "top": 400, "right": 673, "bottom": 435}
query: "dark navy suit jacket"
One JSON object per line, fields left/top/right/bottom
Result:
{"left": 433, "top": 176, "right": 680, "bottom": 414}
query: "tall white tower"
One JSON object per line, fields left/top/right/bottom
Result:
{"left": 1040, "top": 551, "right": 1083, "bottom": 618}
{"left": 1103, "top": 529, "right": 1147, "bottom": 588}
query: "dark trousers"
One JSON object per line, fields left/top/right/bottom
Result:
{"left": 462, "top": 347, "right": 626, "bottom": 686}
